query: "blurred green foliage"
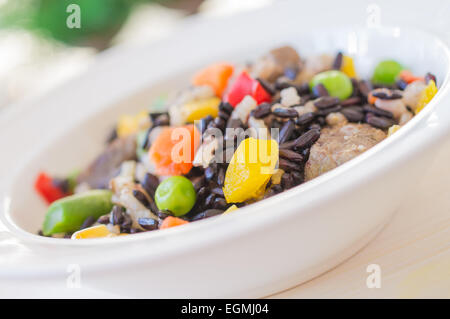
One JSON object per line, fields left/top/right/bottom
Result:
{"left": 0, "top": 0, "right": 168, "bottom": 49}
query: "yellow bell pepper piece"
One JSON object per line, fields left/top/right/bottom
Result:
{"left": 223, "top": 137, "right": 279, "bottom": 203}
{"left": 340, "top": 55, "right": 357, "bottom": 78}
{"left": 223, "top": 204, "right": 238, "bottom": 215}
{"left": 71, "top": 225, "right": 114, "bottom": 239}
{"left": 183, "top": 97, "right": 220, "bottom": 123}
{"left": 117, "top": 110, "right": 150, "bottom": 137}
{"left": 415, "top": 80, "right": 438, "bottom": 114}
{"left": 388, "top": 125, "right": 401, "bottom": 137}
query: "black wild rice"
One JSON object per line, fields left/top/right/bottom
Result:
{"left": 191, "top": 209, "right": 224, "bottom": 221}
{"left": 358, "top": 80, "right": 373, "bottom": 97}
{"left": 284, "top": 128, "right": 320, "bottom": 149}
{"left": 97, "top": 215, "right": 110, "bottom": 224}
{"left": 211, "top": 187, "right": 224, "bottom": 197}
{"left": 217, "top": 167, "right": 225, "bottom": 186}
{"left": 80, "top": 216, "right": 96, "bottom": 230}
{"left": 279, "top": 148, "right": 304, "bottom": 162}
{"left": 313, "top": 96, "right": 340, "bottom": 109}
{"left": 363, "top": 104, "right": 394, "bottom": 119}
{"left": 332, "top": 52, "right": 343, "bottom": 70}
{"left": 257, "top": 78, "right": 276, "bottom": 95}
{"left": 396, "top": 79, "right": 408, "bottom": 90}
{"left": 110, "top": 205, "right": 124, "bottom": 225}
{"left": 340, "top": 96, "right": 362, "bottom": 106}
{"left": 279, "top": 158, "right": 300, "bottom": 171}
{"left": 371, "top": 89, "right": 402, "bottom": 100}
{"left": 296, "top": 112, "right": 316, "bottom": 126}
{"left": 365, "top": 113, "right": 396, "bottom": 129}
{"left": 133, "top": 189, "right": 149, "bottom": 207}
{"left": 251, "top": 103, "right": 272, "bottom": 118}
{"left": 142, "top": 173, "right": 159, "bottom": 198}
{"left": 312, "top": 83, "right": 329, "bottom": 97}
{"left": 340, "top": 108, "right": 364, "bottom": 122}
{"left": 272, "top": 108, "right": 299, "bottom": 118}
{"left": 138, "top": 218, "right": 158, "bottom": 231}
{"left": 278, "top": 120, "right": 295, "bottom": 144}
{"left": 316, "top": 105, "right": 342, "bottom": 116}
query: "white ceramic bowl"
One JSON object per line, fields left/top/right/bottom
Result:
{"left": 0, "top": 1, "right": 449, "bottom": 298}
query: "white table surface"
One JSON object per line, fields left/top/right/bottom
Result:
{"left": 270, "top": 138, "right": 450, "bottom": 299}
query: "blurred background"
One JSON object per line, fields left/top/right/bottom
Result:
{"left": 0, "top": 0, "right": 273, "bottom": 111}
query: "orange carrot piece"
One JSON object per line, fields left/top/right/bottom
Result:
{"left": 368, "top": 92, "right": 377, "bottom": 105}
{"left": 192, "top": 63, "right": 234, "bottom": 97}
{"left": 399, "top": 70, "right": 424, "bottom": 84}
{"left": 160, "top": 216, "right": 189, "bottom": 229}
{"left": 149, "top": 125, "right": 200, "bottom": 176}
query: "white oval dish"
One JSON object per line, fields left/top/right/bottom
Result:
{"left": 0, "top": 1, "right": 449, "bottom": 298}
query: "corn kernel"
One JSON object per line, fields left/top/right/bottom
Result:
{"left": 182, "top": 97, "right": 220, "bottom": 122}
{"left": 271, "top": 169, "right": 285, "bottom": 185}
{"left": 415, "top": 80, "right": 438, "bottom": 114}
{"left": 340, "top": 55, "right": 357, "bottom": 78}
{"left": 117, "top": 110, "right": 150, "bottom": 137}
{"left": 388, "top": 125, "right": 401, "bottom": 137}
{"left": 223, "top": 205, "right": 238, "bottom": 215}
{"left": 71, "top": 225, "right": 114, "bottom": 239}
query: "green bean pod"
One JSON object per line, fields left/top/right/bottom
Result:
{"left": 43, "top": 190, "right": 113, "bottom": 236}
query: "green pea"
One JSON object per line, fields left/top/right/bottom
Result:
{"left": 155, "top": 176, "right": 196, "bottom": 217}
{"left": 309, "top": 70, "right": 353, "bottom": 100}
{"left": 372, "top": 60, "right": 403, "bottom": 85}
{"left": 43, "top": 190, "right": 113, "bottom": 236}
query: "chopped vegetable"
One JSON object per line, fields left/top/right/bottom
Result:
{"left": 192, "top": 63, "right": 234, "bottom": 96}
{"left": 155, "top": 176, "right": 196, "bottom": 216}
{"left": 372, "top": 60, "right": 403, "bottom": 85}
{"left": 398, "top": 70, "right": 424, "bottom": 84}
{"left": 223, "top": 205, "right": 238, "bottom": 215}
{"left": 388, "top": 125, "right": 401, "bottom": 136}
{"left": 224, "top": 71, "right": 271, "bottom": 107}
{"left": 223, "top": 137, "right": 279, "bottom": 203}
{"left": 415, "top": 80, "right": 438, "bottom": 114}
{"left": 402, "top": 81, "right": 427, "bottom": 111}
{"left": 42, "top": 190, "right": 113, "bottom": 236}
{"left": 182, "top": 97, "right": 221, "bottom": 122}
{"left": 148, "top": 125, "right": 200, "bottom": 176}
{"left": 117, "top": 110, "right": 150, "bottom": 138}
{"left": 368, "top": 92, "right": 378, "bottom": 105}
{"left": 71, "top": 225, "right": 114, "bottom": 239}
{"left": 340, "top": 55, "right": 357, "bottom": 78}
{"left": 309, "top": 70, "right": 353, "bottom": 100}
{"left": 160, "top": 216, "right": 189, "bottom": 229}
{"left": 35, "top": 172, "right": 70, "bottom": 204}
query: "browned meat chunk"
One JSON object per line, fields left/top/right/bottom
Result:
{"left": 305, "top": 123, "right": 386, "bottom": 180}
{"left": 77, "top": 135, "right": 137, "bottom": 189}
{"left": 251, "top": 46, "right": 302, "bottom": 82}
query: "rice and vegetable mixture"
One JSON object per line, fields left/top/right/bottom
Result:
{"left": 35, "top": 46, "right": 439, "bottom": 239}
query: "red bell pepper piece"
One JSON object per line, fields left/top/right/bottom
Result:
{"left": 225, "top": 71, "right": 271, "bottom": 107}
{"left": 34, "top": 172, "right": 68, "bottom": 204}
